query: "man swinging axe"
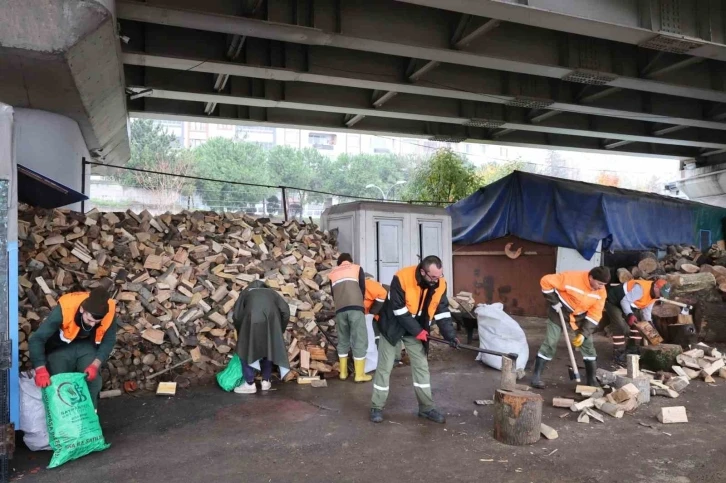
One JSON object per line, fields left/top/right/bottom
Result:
{"left": 29, "top": 286, "right": 118, "bottom": 409}
{"left": 530, "top": 267, "right": 610, "bottom": 389}
{"left": 370, "top": 256, "right": 460, "bottom": 424}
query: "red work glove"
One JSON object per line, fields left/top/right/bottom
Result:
{"left": 626, "top": 314, "right": 638, "bottom": 327}
{"left": 415, "top": 330, "right": 428, "bottom": 342}
{"left": 34, "top": 367, "right": 51, "bottom": 388}
{"left": 84, "top": 363, "right": 99, "bottom": 382}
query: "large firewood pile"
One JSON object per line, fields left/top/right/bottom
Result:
{"left": 17, "top": 204, "right": 341, "bottom": 391}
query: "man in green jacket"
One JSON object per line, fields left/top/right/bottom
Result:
{"left": 28, "top": 287, "right": 118, "bottom": 408}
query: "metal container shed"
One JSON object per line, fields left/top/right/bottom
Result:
{"left": 321, "top": 201, "right": 452, "bottom": 292}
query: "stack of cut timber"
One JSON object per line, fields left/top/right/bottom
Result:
{"left": 17, "top": 204, "right": 341, "bottom": 390}
{"left": 607, "top": 244, "right": 726, "bottom": 342}
{"left": 449, "top": 291, "right": 476, "bottom": 316}
{"left": 672, "top": 343, "right": 725, "bottom": 384}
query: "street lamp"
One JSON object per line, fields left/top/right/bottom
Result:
{"left": 365, "top": 181, "right": 406, "bottom": 200}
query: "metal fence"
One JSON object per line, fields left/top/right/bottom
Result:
{"left": 83, "top": 161, "right": 450, "bottom": 221}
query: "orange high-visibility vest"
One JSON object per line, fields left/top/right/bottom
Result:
{"left": 541, "top": 271, "right": 606, "bottom": 330}
{"left": 329, "top": 261, "right": 364, "bottom": 310}
{"left": 58, "top": 292, "right": 115, "bottom": 345}
{"left": 395, "top": 265, "right": 447, "bottom": 323}
{"left": 626, "top": 280, "right": 656, "bottom": 309}
{"left": 364, "top": 279, "right": 387, "bottom": 316}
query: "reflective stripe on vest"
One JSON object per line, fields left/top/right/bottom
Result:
{"left": 58, "top": 292, "right": 116, "bottom": 345}
{"left": 626, "top": 280, "right": 655, "bottom": 310}
{"left": 395, "top": 266, "right": 446, "bottom": 323}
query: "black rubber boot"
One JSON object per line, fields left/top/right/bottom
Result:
{"left": 612, "top": 348, "right": 626, "bottom": 367}
{"left": 370, "top": 408, "right": 383, "bottom": 423}
{"left": 585, "top": 360, "right": 599, "bottom": 387}
{"left": 418, "top": 408, "right": 446, "bottom": 424}
{"left": 529, "top": 356, "right": 547, "bottom": 389}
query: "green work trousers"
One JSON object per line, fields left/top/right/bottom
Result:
{"left": 47, "top": 341, "right": 102, "bottom": 409}
{"left": 371, "top": 335, "right": 435, "bottom": 412}
{"left": 537, "top": 318, "right": 597, "bottom": 362}
{"left": 336, "top": 310, "right": 368, "bottom": 360}
{"left": 604, "top": 302, "right": 644, "bottom": 350}
{"left": 373, "top": 323, "right": 403, "bottom": 359}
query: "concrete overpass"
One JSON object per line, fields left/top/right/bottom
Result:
{"left": 0, "top": 1, "right": 129, "bottom": 168}
{"left": 118, "top": 0, "right": 726, "bottom": 167}
{"left": 4, "top": 1, "right": 726, "bottom": 200}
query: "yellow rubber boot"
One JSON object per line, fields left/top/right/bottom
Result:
{"left": 339, "top": 357, "right": 348, "bottom": 380}
{"left": 354, "top": 359, "right": 372, "bottom": 383}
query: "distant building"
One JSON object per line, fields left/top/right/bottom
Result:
{"left": 150, "top": 119, "right": 491, "bottom": 161}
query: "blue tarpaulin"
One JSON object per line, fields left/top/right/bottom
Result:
{"left": 448, "top": 171, "right": 726, "bottom": 260}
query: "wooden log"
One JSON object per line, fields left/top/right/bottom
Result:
{"left": 634, "top": 321, "right": 663, "bottom": 345}
{"left": 540, "top": 423, "right": 558, "bottom": 440}
{"left": 500, "top": 356, "right": 516, "bottom": 391}
{"left": 638, "top": 258, "right": 658, "bottom": 274}
{"left": 626, "top": 354, "right": 640, "bottom": 379}
{"left": 552, "top": 397, "right": 575, "bottom": 408}
{"left": 493, "top": 389, "right": 543, "bottom": 446}
{"left": 615, "top": 376, "right": 650, "bottom": 404}
{"left": 680, "top": 263, "right": 700, "bottom": 274}
{"left": 657, "top": 406, "right": 688, "bottom": 424}
{"left": 617, "top": 268, "right": 633, "bottom": 283}
{"left": 667, "top": 272, "right": 716, "bottom": 294}
{"left": 640, "top": 344, "right": 683, "bottom": 371}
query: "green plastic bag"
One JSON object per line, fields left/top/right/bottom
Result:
{"left": 216, "top": 354, "right": 243, "bottom": 391}
{"left": 42, "top": 373, "right": 110, "bottom": 468}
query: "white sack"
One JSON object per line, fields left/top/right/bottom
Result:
{"left": 474, "top": 303, "right": 529, "bottom": 371}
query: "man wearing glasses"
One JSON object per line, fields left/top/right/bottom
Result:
{"left": 29, "top": 286, "right": 118, "bottom": 408}
{"left": 370, "top": 256, "right": 459, "bottom": 424}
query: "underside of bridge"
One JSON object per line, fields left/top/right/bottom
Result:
{"left": 120, "top": 0, "right": 726, "bottom": 167}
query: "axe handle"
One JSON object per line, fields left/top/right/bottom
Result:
{"left": 658, "top": 298, "right": 692, "bottom": 311}
{"left": 556, "top": 309, "right": 581, "bottom": 383}
{"left": 428, "top": 336, "right": 518, "bottom": 362}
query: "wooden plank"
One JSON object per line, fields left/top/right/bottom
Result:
{"left": 156, "top": 382, "right": 177, "bottom": 396}
{"left": 300, "top": 350, "right": 311, "bottom": 370}
{"left": 141, "top": 328, "right": 165, "bottom": 345}
{"left": 540, "top": 423, "right": 558, "bottom": 440}
{"left": 626, "top": 355, "right": 640, "bottom": 379}
{"left": 552, "top": 397, "right": 575, "bottom": 408}
{"left": 35, "top": 277, "right": 52, "bottom": 295}
{"left": 657, "top": 406, "right": 688, "bottom": 424}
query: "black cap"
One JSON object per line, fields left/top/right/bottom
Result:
{"left": 82, "top": 287, "right": 110, "bottom": 319}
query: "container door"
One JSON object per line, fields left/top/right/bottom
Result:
{"left": 418, "top": 221, "right": 443, "bottom": 262}
{"left": 376, "top": 219, "right": 403, "bottom": 283}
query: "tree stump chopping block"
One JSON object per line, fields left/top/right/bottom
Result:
{"left": 493, "top": 389, "right": 543, "bottom": 446}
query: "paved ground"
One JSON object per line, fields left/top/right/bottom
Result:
{"left": 11, "top": 318, "right": 726, "bottom": 483}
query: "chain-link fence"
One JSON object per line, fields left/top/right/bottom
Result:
{"left": 85, "top": 162, "right": 450, "bottom": 222}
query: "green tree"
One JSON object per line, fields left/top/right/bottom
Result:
{"left": 125, "top": 119, "right": 196, "bottom": 211}
{"left": 324, "top": 153, "right": 414, "bottom": 200}
{"left": 267, "top": 145, "right": 331, "bottom": 219}
{"left": 193, "top": 138, "right": 272, "bottom": 211}
{"left": 403, "top": 148, "right": 478, "bottom": 203}
{"left": 477, "top": 159, "right": 524, "bottom": 186}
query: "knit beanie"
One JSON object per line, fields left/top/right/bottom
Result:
{"left": 82, "top": 287, "right": 110, "bottom": 318}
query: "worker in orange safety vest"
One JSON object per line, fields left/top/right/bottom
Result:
{"left": 329, "top": 253, "right": 370, "bottom": 382}
{"left": 530, "top": 267, "right": 610, "bottom": 389}
{"left": 605, "top": 278, "right": 671, "bottom": 364}
{"left": 28, "top": 286, "right": 118, "bottom": 408}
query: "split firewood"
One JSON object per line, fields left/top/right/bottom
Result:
{"left": 17, "top": 204, "right": 342, "bottom": 390}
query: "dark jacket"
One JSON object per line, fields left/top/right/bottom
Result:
{"left": 377, "top": 264, "right": 456, "bottom": 347}
{"left": 29, "top": 305, "right": 118, "bottom": 369}
{"left": 233, "top": 281, "right": 291, "bottom": 370}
